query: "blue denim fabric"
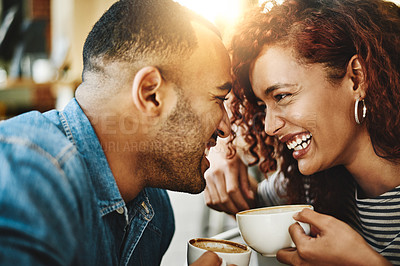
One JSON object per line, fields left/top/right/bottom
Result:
{"left": 0, "top": 99, "right": 175, "bottom": 265}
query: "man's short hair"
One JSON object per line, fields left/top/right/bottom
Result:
{"left": 82, "top": 0, "right": 221, "bottom": 83}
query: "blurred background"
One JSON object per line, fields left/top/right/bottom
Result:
{"left": 0, "top": 0, "right": 399, "bottom": 265}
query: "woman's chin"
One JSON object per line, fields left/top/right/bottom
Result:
{"left": 297, "top": 160, "right": 318, "bottom": 176}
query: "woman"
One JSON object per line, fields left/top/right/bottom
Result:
{"left": 204, "top": 0, "right": 400, "bottom": 264}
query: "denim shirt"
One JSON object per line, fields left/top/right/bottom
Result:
{"left": 0, "top": 99, "right": 175, "bottom": 266}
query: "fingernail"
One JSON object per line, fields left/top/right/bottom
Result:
{"left": 293, "top": 213, "right": 299, "bottom": 220}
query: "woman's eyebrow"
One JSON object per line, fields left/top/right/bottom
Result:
{"left": 264, "top": 83, "right": 296, "bottom": 95}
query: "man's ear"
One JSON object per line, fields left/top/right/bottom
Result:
{"left": 348, "top": 55, "right": 366, "bottom": 98}
{"left": 132, "top": 66, "right": 163, "bottom": 115}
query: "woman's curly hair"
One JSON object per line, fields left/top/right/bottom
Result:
{"left": 229, "top": 0, "right": 400, "bottom": 219}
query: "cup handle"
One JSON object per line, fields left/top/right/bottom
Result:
{"left": 220, "top": 257, "right": 227, "bottom": 266}
{"left": 298, "top": 221, "right": 311, "bottom": 235}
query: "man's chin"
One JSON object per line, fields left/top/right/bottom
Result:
{"left": 189, "top": 181, "right": 206, "bottom": 194}
{"left": 169, "top": 184, "right": 205, "bottom": 194}
{"left": 200, "top": 154, "right": 210, "bottom": 174}
{"left": 178, "top": 172, "right": 206, "bottom": 194}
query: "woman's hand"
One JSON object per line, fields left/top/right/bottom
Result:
{"left": 277, "top": 208, "right": 392, "bottom": 266}
{"left": 204, "top": 140, "right": 256, "bottom": 215}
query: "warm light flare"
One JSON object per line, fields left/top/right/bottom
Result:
{"left": 258, "top": 0, "right": 284, "bottom": 6}
{"left": 174, "top": 0, "right": 241, "bottom": 26}
{"left": 258, "top": 0, "right": 400, "bottom": 7}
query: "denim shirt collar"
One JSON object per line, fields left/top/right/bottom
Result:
{"left": 59, "top": 98, "right": 127, "bottom": 216}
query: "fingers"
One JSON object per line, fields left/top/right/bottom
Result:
{"left": 224, "top": 166, "right": 250, "bottom": 212}
{"left": 293, "top": 208, "right": 333, "bottom": 233}
{"left": 238, "top": 161, "right": 255, "bottom": 202}
{"left": 214, "top": 172, "right": 241, "bottom": 214}
{"left": 204, "top": 171, "right": 225, "bottom": 211}
{"left": 189, "top": 251, "right": 223, "bottom": 266}
{"left": 204, "top": 153, "right": 253, "bottom": 214}
{"left": 286, "top": 210, "right": 336, "bottom": 264}
{"left": 204, "top": 168, "right": 240, "bottom": 214}
{"left": 278, "top": 223, "right": 313, "bottom": 266}
{"left": 288, "top": 222, "right": 314, "bottom": 250}
{"left": 203, "top": 174, "right": 221, "bottom": 209}
{"left": 276, "top": 248, "right": 298, "bottom": 265}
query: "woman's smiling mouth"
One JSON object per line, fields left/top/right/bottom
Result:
{"left": 279, "top": 132, "right": 313, "bottom": 159}
{"left": 286, "top": 132, "right": 312, "bottom": 151}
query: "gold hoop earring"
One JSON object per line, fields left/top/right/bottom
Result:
{"left": 354, "top": 97, "right": 367, "bottom": 124}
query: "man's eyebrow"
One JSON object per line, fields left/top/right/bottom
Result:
{"left": 265, "top": 83, "right": 296, "bottom": 95}
{"left": 217, "top": 82, "right": 232, "bottom": 93}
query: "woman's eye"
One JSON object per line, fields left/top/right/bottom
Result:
{"left": 256, "top": 101, "right": 266, "bottom": 109}
{"left": 274, "top": 93, "right": 290, "bottom": 101}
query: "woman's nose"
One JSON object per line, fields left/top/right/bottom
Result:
{"left": 264, "top": 109, "right": 284, "bottom": 136}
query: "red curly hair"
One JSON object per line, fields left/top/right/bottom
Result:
{"left": 229, "top": 0, "right": 400, "bottom": 219}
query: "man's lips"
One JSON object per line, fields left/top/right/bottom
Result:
{"left": 205, "top": 139, "right": 216, "bottom": 156}
{"left": 206, "top": 138, "right": 217, "bottom": 149}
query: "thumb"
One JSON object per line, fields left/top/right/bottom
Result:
{"left": 292, "top": 208, "right": 329, "bottom": 234}
{"left": 288, "top": 222, "right": 312, "bottom": 247}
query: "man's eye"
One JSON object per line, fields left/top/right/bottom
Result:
{"left": 216, "top": 96, "right": 228, "bottom": 102}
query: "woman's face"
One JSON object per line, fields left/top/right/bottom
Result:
{"left": 250, "top": 45, "right": 361, "bottom": 175}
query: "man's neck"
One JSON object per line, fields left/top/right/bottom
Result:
{"left": 76, "top": 94, "right": 146, "bottom": 203}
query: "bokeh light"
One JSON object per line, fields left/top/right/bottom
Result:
{"left": 174, "top": 0, "right": 242, "bottom": 26}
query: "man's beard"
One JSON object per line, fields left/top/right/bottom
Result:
{"left": 137, "top": 92, "right": 207, "bottom": 194}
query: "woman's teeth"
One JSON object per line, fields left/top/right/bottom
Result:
{"left": 286, "top": 133, "right": 312, "bottom": 151}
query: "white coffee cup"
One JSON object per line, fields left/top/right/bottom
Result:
{"left": 236, "top": 204, "right": 313, "bottom": 257}
{"left": 187, "top": 238, "right": 251, "bottom": 266}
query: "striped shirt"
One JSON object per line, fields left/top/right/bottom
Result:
{"left": 356, "top": 185, "right": 400, "bottom": 265}
{"left": 257, "top": 171, "right": 288, "bottom": 206}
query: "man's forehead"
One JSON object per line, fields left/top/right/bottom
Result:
{"left": 190, "top": 21, "right": 226, "bottom": 51}
{"left": 190, "top": 20, "right": 221, "bottom": 39}
{"left": 190, "top": 22, "right": 230, "bottom": 66}
{"left": 179, "top": 21, "right": 231, "bottom": 90}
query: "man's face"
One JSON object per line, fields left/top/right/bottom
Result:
{"left": 139, "top": 22, "right": 232, "bottom": 194}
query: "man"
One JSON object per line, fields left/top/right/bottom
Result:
{"left": 0, "top": 0, "right": 232, "bottom": 265}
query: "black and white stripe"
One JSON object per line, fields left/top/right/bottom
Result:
{"left": 356, "top": 186, "right": 400, "bottom": 265}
